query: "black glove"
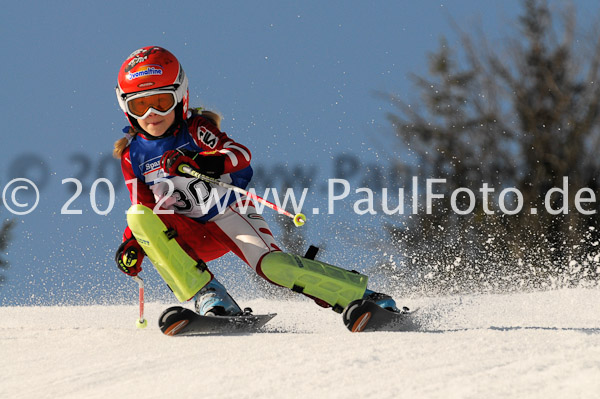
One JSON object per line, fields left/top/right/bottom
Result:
{"left": 115, "top": 237, "right": 144, "bottom": 276}
{"left": 160, "top": 149, "right": 225, "bottom": 178}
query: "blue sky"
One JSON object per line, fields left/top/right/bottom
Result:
{"left": 1, "top": 1, "right": 598, "bottom": 305}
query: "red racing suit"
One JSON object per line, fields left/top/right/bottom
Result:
{"left": 119, "top": 113, "right": 280, "bottom": 276}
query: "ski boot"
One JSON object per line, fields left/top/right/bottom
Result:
{"left": 362, "top": 289, "right": 402, "bottom": 313}
{"left": 194, "top": 278, "right": 251, "bottom": 316}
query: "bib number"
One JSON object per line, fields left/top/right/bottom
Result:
{"left": 172, "top": 179, "right": 212, "bottom": 212}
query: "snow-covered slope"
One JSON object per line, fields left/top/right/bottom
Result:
{"left": 2, "top": 289, "right": 599, "bottom": 399}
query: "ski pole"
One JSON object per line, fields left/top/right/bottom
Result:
{"left": 132, "top": 276, "right": 148, "bottom": 329}
{"left": 179, "top": 164, "right": 306, "bottom": 227}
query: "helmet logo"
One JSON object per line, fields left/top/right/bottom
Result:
{"left": 126, "top": 55, "right": 147, "bottom": 71}
{"left": 124, "top": 47, "right": 162, "bottom": 72}
{"left": 126, "top": 66, "right": 163, "bottom": 80}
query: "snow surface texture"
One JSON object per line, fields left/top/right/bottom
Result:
{"left": 2, "top": 289, "right": 599, "bottom": 399}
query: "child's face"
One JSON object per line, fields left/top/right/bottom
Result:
{"left": 138, "top": 110, "right": 176, "bottom": 137}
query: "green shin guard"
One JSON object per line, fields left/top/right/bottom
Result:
{"left": 126, "top": 204, "right": 211, "bottom": 302}
{"left": 260, "top": 252, "right": 368, "bottom": 311}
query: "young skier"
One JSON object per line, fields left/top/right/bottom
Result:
{"left": 113, "top": 46, "right": 400, "bottom": 317}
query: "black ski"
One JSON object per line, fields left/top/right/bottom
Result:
{"left": 342, "top": 299, "right": 418, "bottom": 332}
{"left": 158, "top": 306, "right": 276, "bottom": 336}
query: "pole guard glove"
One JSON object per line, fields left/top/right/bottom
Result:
{"left": 115, "top": 237, "right": 144, "bottom": 276}
{"left": 160, "top": 149, "right": 225, "bottom": 178}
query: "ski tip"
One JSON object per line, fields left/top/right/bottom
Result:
{"left": 342, "top": 299, "right": 419, "bottom": 333}
{"left": 163, "top": 319, "right": 190, "bottom": 336}
{"left": 351, "top": 311, "right": 372, "bottom": 333}
{"left": 342, "top": 299, "right": 368, "bottom": 332}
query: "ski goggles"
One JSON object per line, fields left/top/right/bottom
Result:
{"left": 123, "top": 89, "right": 178, "bottom": 120}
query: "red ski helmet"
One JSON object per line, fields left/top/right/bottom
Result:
{"left": 116, "top": 46, "right": 189, "bottom": 127}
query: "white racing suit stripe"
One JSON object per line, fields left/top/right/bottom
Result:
{"left": 209, "top": 198, "right": 279, "bottom": 270}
